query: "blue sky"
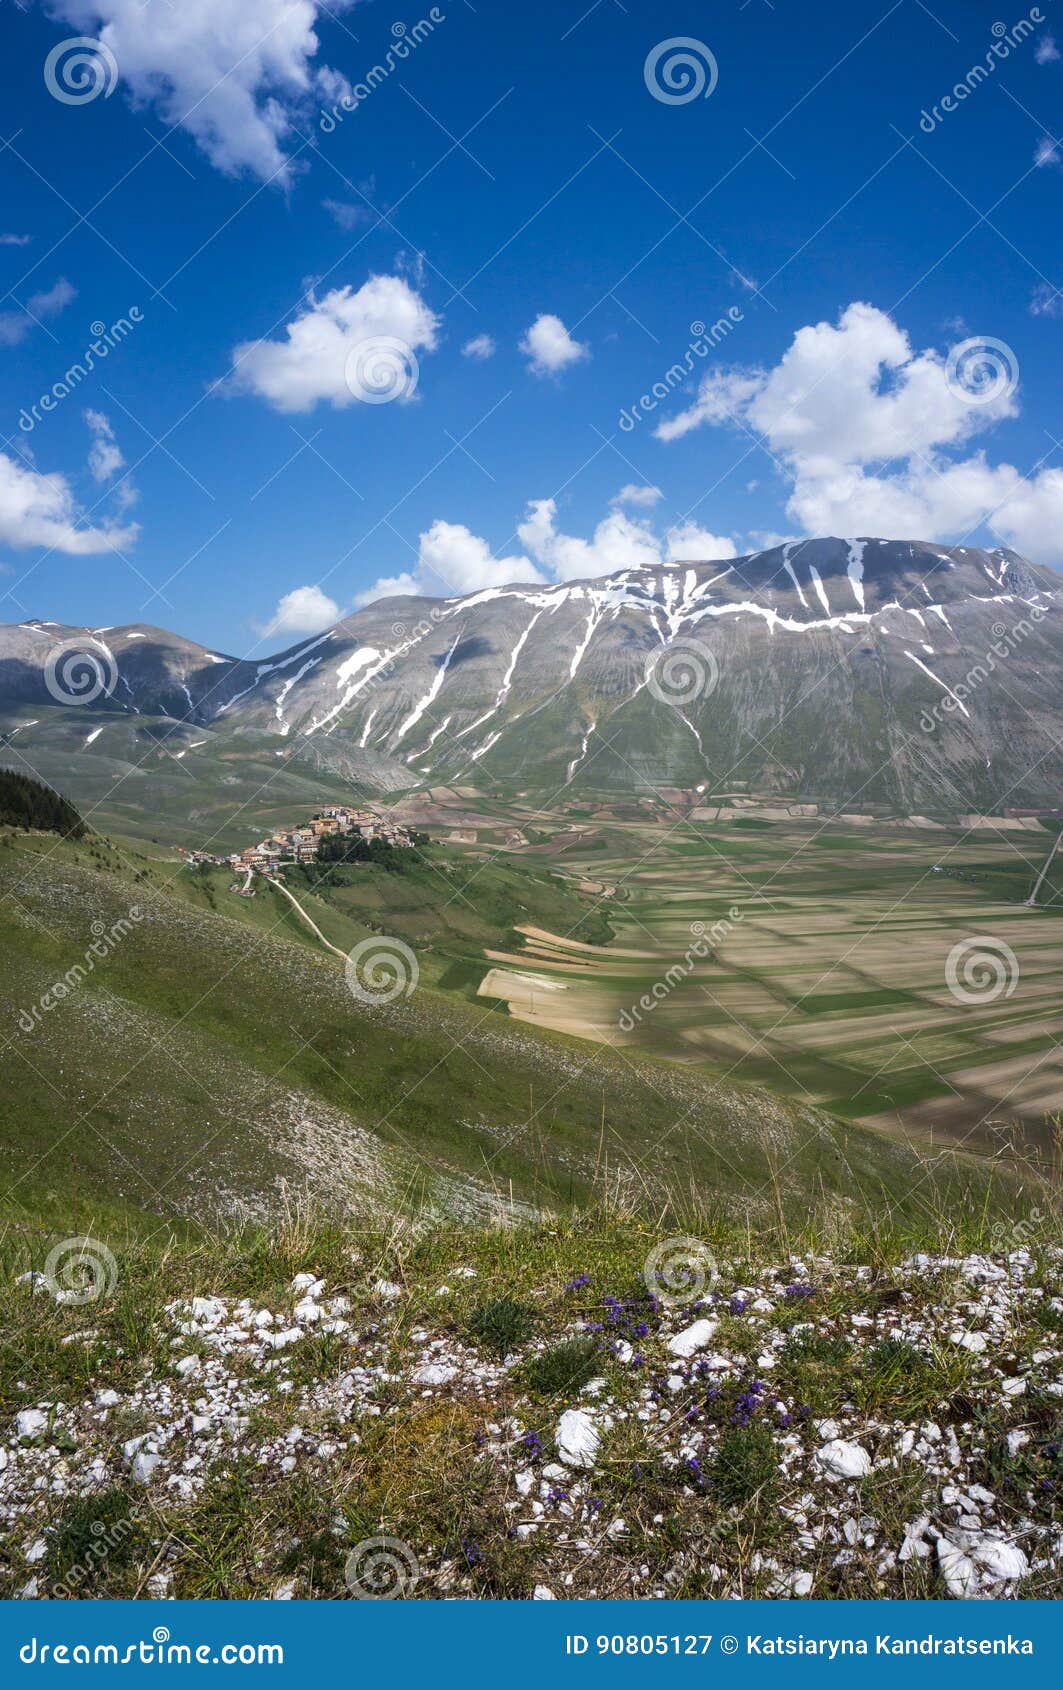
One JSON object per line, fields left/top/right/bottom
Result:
{"left": 0, "top": 0, "right": 1061, "bottom": 652}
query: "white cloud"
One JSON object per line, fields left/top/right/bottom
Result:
{"left": 84, "top": 409, "right": 124, "bottom": 482}
{"left": 518, "top": 499, "right": 659, "bottom": 580}
{"left": 1034, "top": 136, "right": 1060, "bottom": 167}
{"left": 0, "top": 449, "right": 138, "bottom": 553}
{"left": 518, "top": 499, "right": 737, "bottom": 580}
{"left": 613, "top": 483, "right": 662, "bottom": 508}
{"left": 417, "top": 519, "right": 544, "bottom": 595}
{"left": 353, "top": 497, "right": 740, "bottom": 606}
{"left": 322, "top": 197, "right": 373, "bottom": 231}
{"left": 655, "top": 299, "right": 1063, "bottom": 563}
{"left": 1031, "top": 283, "right": 1063, "bottom": 316}
{"left": 0, "top": 276, "right": 76, "bottom": 348}
{"left": 664, "top": 522, "right": 738, "bottom": 561}
{"left": 228, "top": 274, "right": 440, "bottom": 412}
{"left": 258, "top": 583, "right": 341, "bottom": 640}
{"left": 352, "top": 572, "right": 419, "bottom": 607}
{"left": 1036, "top": 34, "right": 1060, "bottom": 63}
{"left": 519, "top": 313, "right": 589, "bottom": 377}
{"left": 50, "top": 1, "right": 354, "bottom": 184}
{"left": 0, "top": 233, "right": 31, "bottom": 247}
{"left": 461, "top": 333, "right": 496, "bottom": 361}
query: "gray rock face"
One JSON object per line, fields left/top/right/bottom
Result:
{"left": 3, "top": 537, "right": 1061, "bottom": 812}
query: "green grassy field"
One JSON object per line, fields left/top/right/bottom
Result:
{"left": 0, "top": 820, "right": 1031, "bottom": 1243}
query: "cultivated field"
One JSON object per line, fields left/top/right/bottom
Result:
{"left": 470, "top": 807, "right": 1063, "bottom": 1160}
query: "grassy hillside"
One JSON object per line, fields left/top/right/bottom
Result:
{"left": 0, "top": 826, "right": 1032, "bottom": 1240}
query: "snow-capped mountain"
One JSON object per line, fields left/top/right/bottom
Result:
{"left": 3, "top": 538, "right": 1061, "bottom": 814}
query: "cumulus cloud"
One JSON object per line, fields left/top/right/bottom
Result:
{"left": 354, "top": 499, "right": 740, "bottom": 606}
{"left": 228, "top": 274, "right": 440, "bottom": 412}
{"left": 0, "top": 449, "right": 138, "bottom": 553}
{"left": 417, "top": 519, "right": 545, "bottom": 595}
{"left": 352, "top": 572, "right": 419, "bottom": 607}
{"left": 519, "top": 313, "right": 589, "bottom": 377}
{"left": 461, "top": 333, "right": 496, "bottom": 360}
{"left": 664, "top": 522, "right": 738, "bottom": 561}
{"left": 84, "top": 409, "right": 124, "bottom": 482}
{"left": 0, "top": 233, "right": 31, "bottom": 247}
{"left": 49, "top": 0, "right": 354, "bottom": 184}
{"left": 655, "top": 299, "right": 1063, "bottom": 563}
{"left": 519, "top": 499, "right": 662, "bottom": 580}
{"left": 0, "top": 276, "right": 76, "bottom": 348}
{"left": 1034, "top": 136, "right": 1060, "bottom": 167}
{"left": 1036, "top": 34, "right": 1060, "bottom": 63}
{"left": 613, "top": 483, "right": 662, "bottom": 508}
{"left": 258, "top": 583, "right": 341, "bottom": 640}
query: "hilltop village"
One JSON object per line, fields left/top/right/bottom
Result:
{"left": 179, "top": 806, "right": 418, "bottom": 879}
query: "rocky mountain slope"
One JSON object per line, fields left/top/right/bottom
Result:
{"left": 3, "top": 538, "right": 1061, "bottom": 813}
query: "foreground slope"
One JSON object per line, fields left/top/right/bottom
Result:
{"left": 0, "top": 828, "right": 1010, "bottom": 1233}
{"left": 2, "top": 1216, "right": 1060, "bottom": 1600}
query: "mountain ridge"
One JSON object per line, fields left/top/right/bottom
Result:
{"left": 3, "top": 536, "right": 1061, "bottom": 815}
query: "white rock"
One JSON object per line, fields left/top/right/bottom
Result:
{"left": 556, "top": 1409, "right": 600, "bottom": 1469}
{"left": 937, "top": 1530, "right": 1028, "bottom": 1598}
{"left": 174, "top": 1356, "right": 201, "bottom": 1378}
{"left": 374, "top": 1279, "right": 403, "bottom": 1300}
{"left": 666, "top": 1319, "right": 717, "bottom": 1358}
{"left": 16, "top": 1409, "right": 48, "bottom": 1440}
{"left": 533, "top": 1585, "right": 556, "bottom": 1599}
{"left": 131, "top": 1452, "right": 161, "bottom": 1484}
{"left": 290, "top": 1274, "right": 322, "bottom": 1295}
{"left": 1001, "top": 1377, "right": 1026, "bottom": 1397}
{"left": 951, "top": 1330, "right": 987, "bottom": 1353}
{"left": 95, "top": 1389, "right": 120, "bottom": 1408}
{"left": 413, "top": 1362, "right": 457, "bottom": 1386}
{"left": 24, "top": 1538, "right": 47, "bottom": 1564}
{"left": 293, "top": 1299, "right": 322, "bottom": 1325}
{"left": 815, "top": 1439, "right": 872, "bottom": 1480}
